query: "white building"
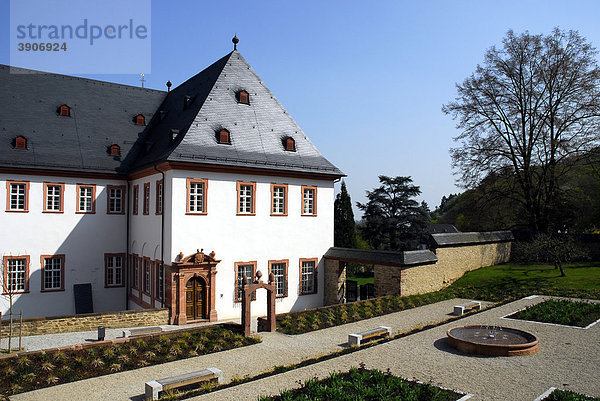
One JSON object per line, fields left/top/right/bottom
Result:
{"left": 0, "top": 40, "right": 343, "bottom": 323}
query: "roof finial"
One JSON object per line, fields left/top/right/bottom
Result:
{"left": 232, "top": 34, "right": 239, "bottom": 50}
{"left": 166, "top": 80, "right": 172, "bottom": 92}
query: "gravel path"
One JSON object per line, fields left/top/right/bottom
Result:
{"left": 194, "top": 296, "right": 600, "bottom": 401}
{"left": 10, "top": 298, "right": 485, "bottom": 401}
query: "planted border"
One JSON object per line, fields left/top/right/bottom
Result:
{"left": 508, "top": 299, "right": 600, "bottom": 327}
{"left": 0, "top": 324, "right": 259, "bottom": 397}
{"left": 277, "top": 263, "right": 600, "bottom": 335}
{"left": 258, "top": 366, "right": 463, "bottom": 401}
{"left": 545, "top": 389, "right": 600, "bottom": 401}
{"left": 277, "top": 291, "right": 455, "bottom": 334}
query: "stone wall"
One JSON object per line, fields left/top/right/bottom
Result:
{"left": 324, "top": 258, "right": 346, "bottom": 305}
{"left": 0, "top": 308, "right": 169, "bottom": 337}
{"left": 374, "top": 240, "right": 511, "bottom": 297}
{"left": 374, "top": 265, "right": 406, "bottom": 297}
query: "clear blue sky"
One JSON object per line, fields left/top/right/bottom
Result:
{"left": 2, "top": 0, "right": 599, "bottom": 217}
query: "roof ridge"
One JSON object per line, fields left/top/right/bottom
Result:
{"left": 0, "top": 64, "right": 167, "bottom": 94}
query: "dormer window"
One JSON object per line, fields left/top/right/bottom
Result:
{"left": 217, "top": 129, "right": 231, "bottom": 144}
{"left": 109, "top": 144, "right": 120, "bottom": 156}
{"left": 284, "top": 137, "right": 296, "bottom": 152}
{"left": 183, "top": 95, "right": 192, "bottom": 110}
{"left": 237, "top": 90, "right": 250, "bottom": 105}
{"left": 14, "top": 136, "right": 27, "bottom": 149}
{"left": 58, "top": 104, "right": 70, "bottom": 117}
{"left": 169, "top": 129, "right": 179, "bottom": 146}
{"left": 134, "top": 114, "right": 145, "bottom": 125}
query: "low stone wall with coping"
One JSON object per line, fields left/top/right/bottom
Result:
{"left": 374, "top": 231, "right": 513, "bottom": 297}
{"left": 0, "top": 308, "right": 169, "bottom": 337}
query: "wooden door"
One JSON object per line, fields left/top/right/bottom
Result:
{"left": 185, "top": 277, "right": 206, "bottom": 320}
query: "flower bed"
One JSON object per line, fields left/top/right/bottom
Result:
{"left": 545, "top": 389, "right": 600, "bottom": 401}
{"left": 0, "top": 324, "right": 259, "bottom": 397}
{"left": 509, "top": 299, "right": 600, "bottom": 327}
{"left": 258, "top": 367, "right": 463, "bottom": 400}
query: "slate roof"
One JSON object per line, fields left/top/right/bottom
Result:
{"left": 128, "top": 50, "right": 343, "bottom": 177}
{"left": 0, "top": 64, "right": 166, "bottom": 174}
{"left": 0, "top": 50, "right": 343, "bottom": 178}
{"left": 430, "top": 231, "right": 514, "bottom": 247}
{"left": 324, "top": 247, "right": 438, "bottom": 267}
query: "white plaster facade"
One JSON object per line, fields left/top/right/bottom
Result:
{"left": 0, "top": 47, "right": 342, "bottom": 322}
{"left": 126, "top": 169, "right": 333, "bottom": 319}
{"left": 0, "top": 173, "right": 127, "bottom": 318}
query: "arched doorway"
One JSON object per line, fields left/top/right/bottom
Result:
{"left": 185, "top": 277, "right": 206, "bottom": 320}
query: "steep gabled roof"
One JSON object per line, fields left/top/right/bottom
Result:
{"left": 0, "top": 65, "right": 166, "bottom": 174}
{"left": 128, "top": 50, "right": 343, "bottom": 178}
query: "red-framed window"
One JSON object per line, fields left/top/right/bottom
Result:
{"left": 156, "top": 180, "right": 163, "bottom": 215}
{"left": 105, "top": 253, "right": 125, "bottom": 288}
{"left": 133, "top": 185, "right": 139, "bottom": 215}
{"left": 268, "top": 259, "right": 289, "bottom": 297}
{"left": 43, "top": 182, "right": 65, "bottom": 213}
{"left": 270, "top": 183, "right": 288, "bottom": 216}
{"left": 186, "top": 178, "right": 208, "bottom": 215}
{"left": 41, "top": 254, "right": 65, "bottom": 292}
{"left": 299, "top": 258, "right": 318, "bottom": 295}
{"left": 301, "top": 185, "right": 317, "bottom": 216}
{"left": 143, "top": 183, "right": 150, "bottom": 215}
{"left": 107, "top": 185, "right": 126, "bottom": 214}
{"left": 234, "top": 261, "right": 256, "bottom": 302}
{"left": 76, "top": 184, "right": 96, "bottom": 214}
{"left": 2, "top": 255, "right": 30, "bottom": 294}
{"left": 237, "top": 181, "right": 256, "bottom": 216}
{"left": 6, "top": 181, "right": 29, "bottom": 212}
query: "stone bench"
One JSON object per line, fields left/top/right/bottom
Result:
{"left": 453, "top": 301, "right": 481, "bottom": 316}
{"left": 123, "top": 326, "right": 163, "bottom": 338}
{"left": 145, "top": 368, "right": 223, "bottom": 400}
{"left": 348, "top": 326, "right": 391, "bottom": 346}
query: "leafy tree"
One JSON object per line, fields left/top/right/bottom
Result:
{"left": 443, "top": 28, "right": 600, "bottom": 232}
{"left": 515, "top": 234, "right": 590, "bottom": 277}
{"left": 334, "top": 181, "right": 357, "bottom": 248}
{"left": 357, "top": 176, "right": 429, "bottom": 251}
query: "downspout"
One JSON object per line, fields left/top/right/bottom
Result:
{"left": 125, "top": 180, "right": 131, "bottom": 310}
{"left": 154, "top": 164, "right": 166, "bottom": 308}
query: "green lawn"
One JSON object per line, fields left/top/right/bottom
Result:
{"left": 346, "top": 273, "right": 374, "bottom": 286}
{"left": 448, "top": 263, "right": 600, "bottom": 302}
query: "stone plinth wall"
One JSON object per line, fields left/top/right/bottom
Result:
{"left": 374, "top": 265, "right": 406, "bottom": 297}
{"left": 0, "top": 308, "right": 169, "bottom": 337}
{"left": 324, "top": 258, "right": 346, "bottom": 305}
{"left": 374, "top": 241, "right": 511, "bottom": 297}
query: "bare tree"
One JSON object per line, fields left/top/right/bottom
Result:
{"left": 1, "top": 255, "right": 23, "bottom": 351}
{"left": 443, "top": 28, "right": 600, "bottom": 232}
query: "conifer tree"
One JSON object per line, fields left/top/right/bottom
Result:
{"left": 334, "top": 181, "right": 357, "bottom": 248}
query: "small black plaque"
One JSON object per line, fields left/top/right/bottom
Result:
{"left": 73, "top": 283, "right": 94, "bottom": 314}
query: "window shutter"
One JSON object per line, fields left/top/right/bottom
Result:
{"left": 283, "top": 273, "right": 288, "bottom": 297}
{"left": 314, "top": 264, "right": 318, "bottom": 294}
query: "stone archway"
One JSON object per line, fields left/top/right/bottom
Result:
{"left": 241, "top": 271, "right": 276, "bottom": 336}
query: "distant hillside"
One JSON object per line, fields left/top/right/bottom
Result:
{"left": 433, "top": 149, "right": 600, "bottom": 233}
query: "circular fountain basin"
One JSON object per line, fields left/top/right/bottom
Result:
{"left": 447, "top": 325, "right": 539, "bottom": 356}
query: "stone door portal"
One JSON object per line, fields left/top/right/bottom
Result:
{"left": 185, "top": 277, "right": 206, "bottom": 320}
{"left": 170, "top": 249, "right": 220, "bottom": 325}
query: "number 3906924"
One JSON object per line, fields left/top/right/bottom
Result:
{"left": 18, "top": 42, "right": 67, "bottom": 51}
